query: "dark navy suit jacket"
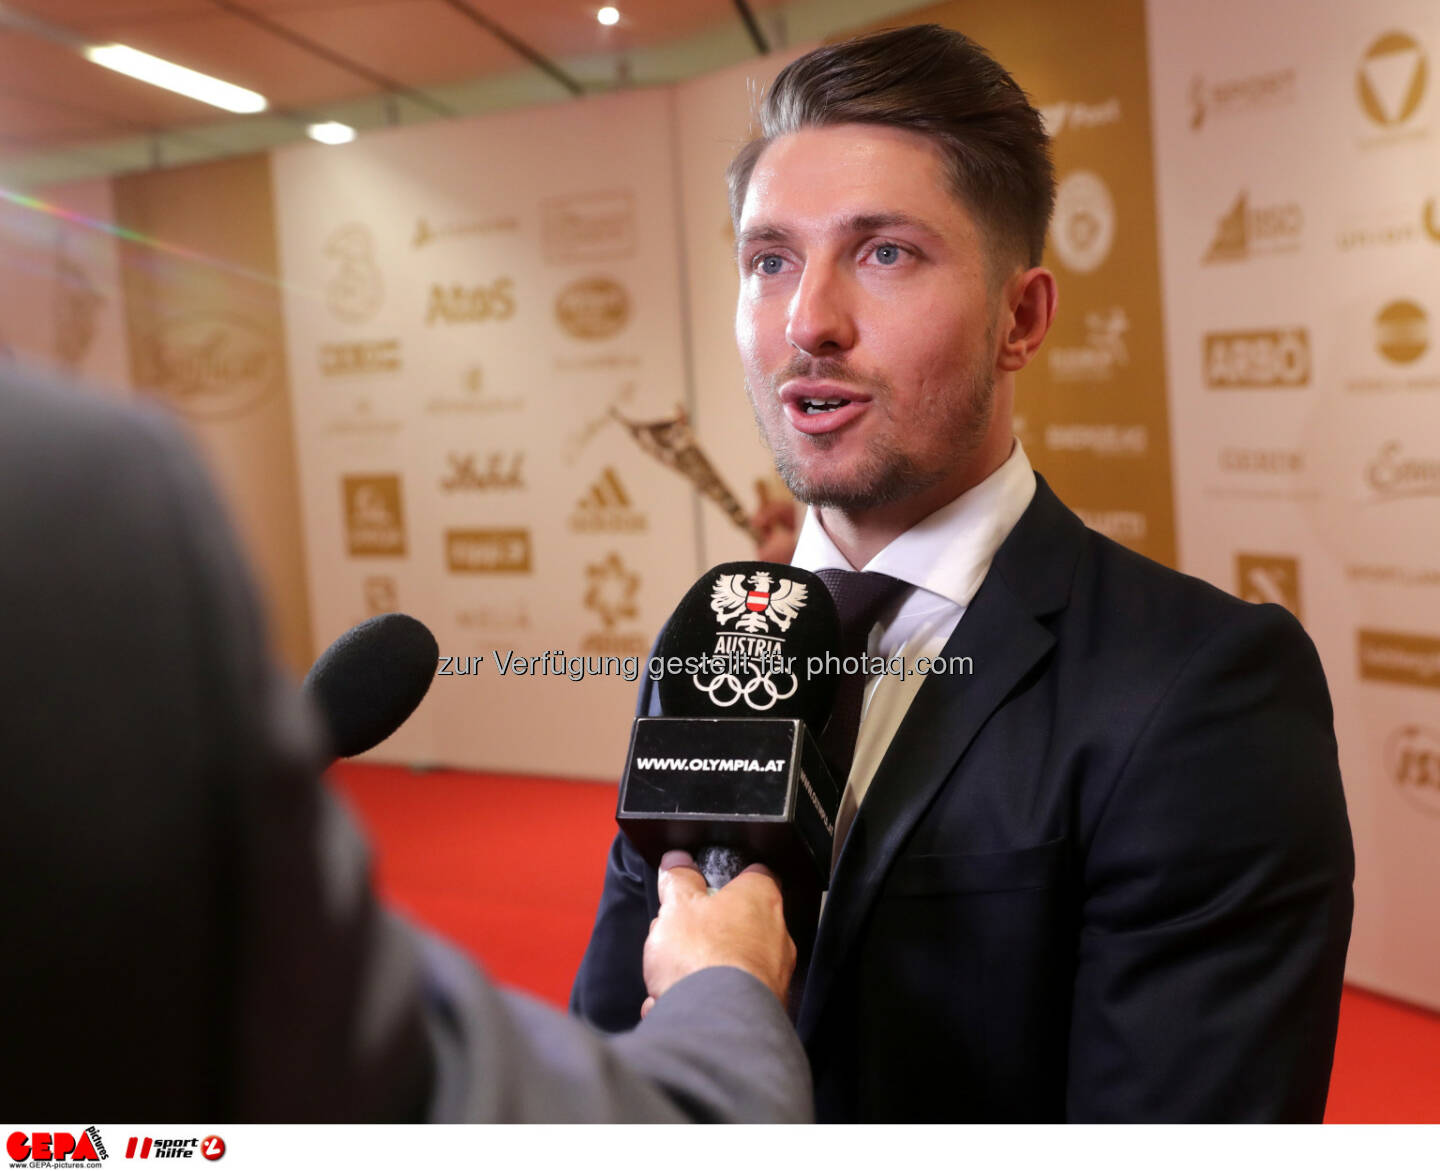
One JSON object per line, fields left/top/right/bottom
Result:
{"left": 572, "top": 475, "right": 1354, "bottom": 1121}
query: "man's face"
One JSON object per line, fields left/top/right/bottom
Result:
{"left": 734, "top": 123, "right": 1003, "bottom": 512}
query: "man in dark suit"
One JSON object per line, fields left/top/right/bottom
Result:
{"left": 0, "top": 360, "right": 810, "bottom": 1123}
{"left": 572, "top": 25, "right": 1354, "bottom": 1121}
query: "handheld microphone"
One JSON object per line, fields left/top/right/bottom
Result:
{"left": 616, "top": 562, "right": 843, "bottom": 892}
{"left": 302, "top": 613, "right": 439, "bottom": 761}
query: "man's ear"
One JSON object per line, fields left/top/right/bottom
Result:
{"left": 997, "top": 267, "right": 1058, "bottom": 373}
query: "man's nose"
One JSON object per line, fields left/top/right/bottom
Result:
{"left": 786, "top": 262, "right": 856, "bottom": 355}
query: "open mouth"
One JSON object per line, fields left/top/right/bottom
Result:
{"left": 799, "top": 396, "right": 848, "bottom": 414}
{"left": 779, "top": 383, "right": 871, "bottom": 435}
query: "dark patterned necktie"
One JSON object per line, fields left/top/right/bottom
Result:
{"left": 815, "top": 568, "right": 910, "bottom": 784}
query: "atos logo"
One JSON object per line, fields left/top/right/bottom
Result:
{"left": 7, "top": 1128, "right": 106, "bottom": 1163}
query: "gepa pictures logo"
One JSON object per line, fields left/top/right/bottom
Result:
{"left": 7, "top": 1128, "right": 106, "bottom": 1163}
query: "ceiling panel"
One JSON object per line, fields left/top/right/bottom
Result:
{"left": 1, "top": 1, "right": 216, "bottom": 34}
{"left": 87, "top": 11, "right": 386, "bottom": 107}
{"left": 236, "top": 0, "right": 442, "bottom": 12}
{"left": 0, "top": 0, "right": 821, "bottom": 180}
{"left": 0, "top": 29, "right": 232, "bottom": 131}
{"left": 267, "top": 0, "right": 516, "bottom": 90}
{"left": 477, "top": 0, "right": 788, "bottom": 60}
{"left": 0, "top": 94, "right": 114, "bottom": 146}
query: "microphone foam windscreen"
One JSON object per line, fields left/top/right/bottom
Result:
{"left": 656, "top": 562, "right": 840, "bottom": 725}
{"left": 302, "top": 612, "right": 439, "bottom": 759}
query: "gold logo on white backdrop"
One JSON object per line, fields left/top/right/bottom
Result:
{"left": 583, "top": 552, "right": 641, "bottom": 629}
{"left": 1366, "top": 441, "right": 1440, "bottom": 500}
{"left": 555, "top": 276, "right": 631, "bottom": 340}
{"left": 1074, "top": 509, "right": 1147, "bottom": 543}
{"left": 1335, "top": 200, "right": 1440, "bottom": 250}
{"left": 541, "top": 190, "right": 636, "bottom": 264}
{"left": 1038, "top": 98, "right": 1120, "bottom": 136}
{"left": 445, "top": 528, "right": 532, "bottom": 574}
{"left": 1048, "top": 306, "right": 1130, "bottom": 382}
{"left": 1425, "top": 197, "right": 1440, "bottom": 242}
{"left": 1235, "top": 553, "right": 1301, "bottom": 620}
{"left": 1386, "top": 725, "right": 1440, "bottom": 815}
{"left": 1219, "top": 447, "right": 1304, "bottom": 475}
{"left": 1357, "top": 31, "right": 1428, "bottom": 126}
{"left": 343, "top": 475, "right": 406, "bottom": 557}
{"left": 324, "top": 224, "right": 383, "bottom": 324}
{"left": 580, "top": 551, "right": 648, "bottom": 655}
{"left": 1359, "top": 629, "right": 1440, "bottom": 689}
{"left": 412, "top": 213, "right": 518, "bottom": 248}
{"left": 1045, "top": 423, "right": 1148, "bottom": 457}
{"left": 1189, "top": 69, "right": 1296, "bottom": 132}
{"left": 320, "top": 338, "right": 401, "bottom": 376}
{"left": 1204, "top": 328, "right": 1310, "bottom": 388}
{"left": 1049, "top": 170, "right": 1115, "bottom": 274}
{"left": 456, "top": 599, "right": 533, "bottom": 632}
{"left": 440, "top": 452, "right": 525, "bottom": 493}
{"left": 426, "top": 278, "right": 516, "bottom": 325}
{"left": 423, "top": 364, "right": 523, "bottom": 415}
{"left": 364, "top": 576, "right": 398, "bottom": 616}
{"left": 1203, "top": 193, "right": 1302, "bottom": 262}
{"left": 1376, "top": 300, "right": 1429, "bottom": 364}
{"left": 570, "top": 467, "right": 647, "bottom": 533}
{"left": 141, "top": 312, "right": 278, "bottom": 419}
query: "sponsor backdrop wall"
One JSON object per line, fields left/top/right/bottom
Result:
{"left": 112, "top": 155, "right": 314, "bottom": 677}
{"left": 1148, "top": 0, "right": 1440, "bottom": 1010}
{"left": 1, "top": 0, "right": 1435, "bottom": 1009}
{"left": 849, "top": 0, "right": 1176, "bottom": 565}
{"left": 271, "top": 89, "right": 700, "bottom": 778}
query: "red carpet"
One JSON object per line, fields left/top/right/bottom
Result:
{"left": 332, "top": 761, "right": 1440, "bottom": 1123}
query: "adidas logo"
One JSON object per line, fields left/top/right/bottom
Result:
{"left": 570, "top": 467, "right": 647, "bottom": 533}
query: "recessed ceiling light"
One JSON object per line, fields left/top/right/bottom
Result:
{"left": 597, "top": 7, "right": 620, "bottom": 26}
{"left": 82, "top": 44, "right": 267, "bottom": 114}
{"left": 307, "top": 121, "right": 357, "bottom": 145}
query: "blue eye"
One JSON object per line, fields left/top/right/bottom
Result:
{"left": 758, "top": 255, "right": 785, "bottom": 275}
{"left": 874, "top": 244, "right": 901, "bottom": 265}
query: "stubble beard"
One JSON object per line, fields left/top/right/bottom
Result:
{"left": 747, "top": 357, "right": 996, "bottom": 513}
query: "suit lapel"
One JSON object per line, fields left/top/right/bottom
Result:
{"left": 797, "top": 476, "right": 1085, "bottom": 1041}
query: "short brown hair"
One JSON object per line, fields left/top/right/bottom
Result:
{"left": 727, "top": 24, "right": 1055, "bottom": 270}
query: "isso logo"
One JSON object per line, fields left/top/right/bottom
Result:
{"left": 1387, "top": 725, "right": 1440, "bottom": 815}
{"left": 7, "top": 1129, "right": 106, "bottom": 1163}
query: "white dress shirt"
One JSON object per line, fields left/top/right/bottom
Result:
{"left": 790, "top": 439, "right": 1037, "bottom": 867}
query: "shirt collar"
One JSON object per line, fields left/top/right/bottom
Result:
{"left": 790, "top": 438, "right": 1036, "bottom": 610}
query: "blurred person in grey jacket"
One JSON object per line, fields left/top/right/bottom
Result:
{"left": 0, "top": 361, "right": 810, "bottom": 1123}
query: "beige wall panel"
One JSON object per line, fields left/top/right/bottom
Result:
{"left": 113, "top": 155, "right": 313, "bottom": 677}
{"left": 0, "top": 179, "right": 131, "bottom": 394}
